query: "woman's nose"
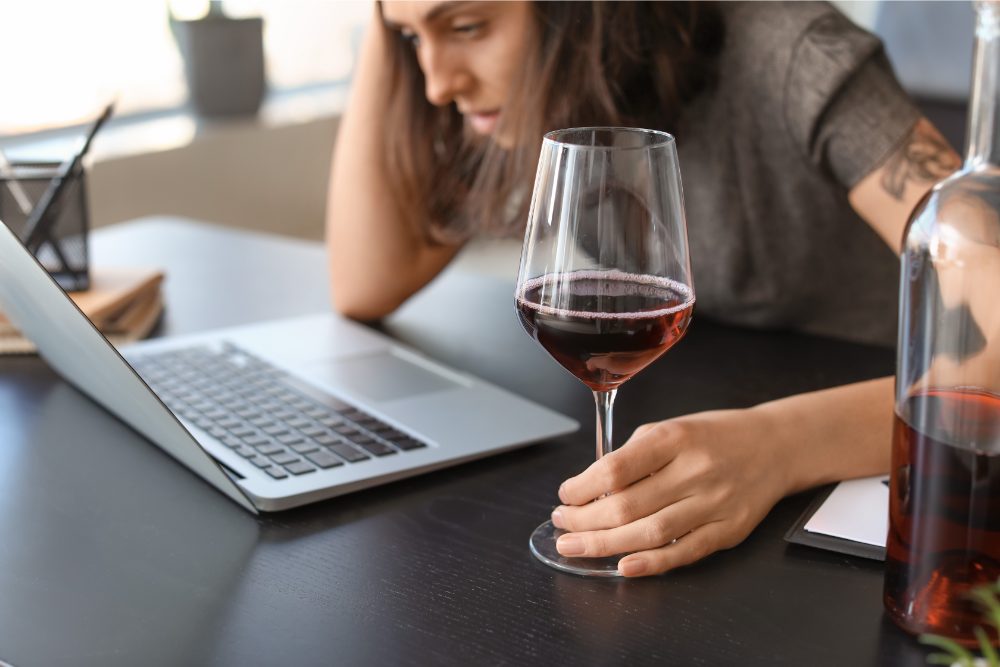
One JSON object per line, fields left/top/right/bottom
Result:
{"left": 420, "top": 43, "right": 471, "bottom": 107}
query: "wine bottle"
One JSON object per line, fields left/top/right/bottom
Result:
{"left": 884, "top": 1, "right": 1000, "bottom": 645}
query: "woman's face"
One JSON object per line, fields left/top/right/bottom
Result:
{"left": 381, "top": 1, "right": 533, "bottom": 143}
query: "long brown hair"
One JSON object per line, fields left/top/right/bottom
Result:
{"left": 379, "top": 1, "right": 723, "bottom": 243}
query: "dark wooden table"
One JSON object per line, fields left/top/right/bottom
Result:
{"left": 0, "top": 217, "right": 932, "bottom": 666}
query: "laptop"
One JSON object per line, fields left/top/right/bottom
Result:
{"left": 0, "top": 218, "right": 578, "bottom": 513}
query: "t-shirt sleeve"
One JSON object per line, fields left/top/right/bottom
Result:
{"left": 783, "top": 10, "right": 922, "bottom": 188}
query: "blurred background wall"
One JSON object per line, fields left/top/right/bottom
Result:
{"left": 0, "top": 0, "right": 976, "bottom": 270}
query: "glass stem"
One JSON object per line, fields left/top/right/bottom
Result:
{"left": 593, "top": 389, "right": 618, "bottom": 461}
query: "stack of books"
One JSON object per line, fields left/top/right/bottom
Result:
{"left": 0, "top": 266, "right": 165, "bottom": 354}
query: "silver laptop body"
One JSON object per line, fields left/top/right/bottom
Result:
{"left": 0, "top": 219, "right": 577, "bottom": 512}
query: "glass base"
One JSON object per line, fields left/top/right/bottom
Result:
{"left": 529, "top": 520, "right": 623, "bottom": 577}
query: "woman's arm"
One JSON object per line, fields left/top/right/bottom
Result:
{"left": 848, "top": 117, "right": 961, "bottom": 252}
{"left": 326, "top": 17, "right": 462, "bottom": 321}
{"left": 552, "top": 117, "right": 961, "bottom": 577}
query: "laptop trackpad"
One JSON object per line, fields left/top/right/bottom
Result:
{"left": 307, "top": 351, "right": 461, "bottom": 402}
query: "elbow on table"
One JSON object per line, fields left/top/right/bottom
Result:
{"left": 330, "top": 283, "right": 406, "bottom": 322}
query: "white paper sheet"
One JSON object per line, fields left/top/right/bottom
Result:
{"left": 804, "top": 475, "right": 890, "bottom": 547}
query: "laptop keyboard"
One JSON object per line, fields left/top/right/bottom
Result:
{"left": 128, "top": 343, "right": 428, "bottom": 480}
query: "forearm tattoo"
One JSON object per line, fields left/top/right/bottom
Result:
{"left": 880, "top": 121, "right": 960, "bottom": 201}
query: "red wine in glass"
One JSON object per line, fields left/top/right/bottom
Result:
{"left": 516, "top": 270, "right": 693, "bottom": 391}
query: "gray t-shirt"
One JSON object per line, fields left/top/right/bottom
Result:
{"left": 676, "top": 2, "right": 921, "bottom": 347}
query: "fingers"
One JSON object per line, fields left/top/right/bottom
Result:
{"left": 618, "top": 521, "right": 734, "bottom": 577}
{"left": 554, "top": 496, "right": 706, "bottom": 559}
{"left": 558, "top": 422, "right": 682, "bottom": 506}
{"left": 553, "top": 468, "right": 693, "bottom": 532}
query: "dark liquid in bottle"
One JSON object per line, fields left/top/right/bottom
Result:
{"left": 884, "top": 389, "right": 1000, "bottom": 645}
{"left": 515, "top": 271, "right": 693, "bottom": 391}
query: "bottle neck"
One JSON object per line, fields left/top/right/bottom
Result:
{"left": 966, "top": 2, "right": 1000, "bottom": 168}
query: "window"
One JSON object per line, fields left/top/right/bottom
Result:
{"left": 0, "top": 0, "right": 372, "bottom": 136}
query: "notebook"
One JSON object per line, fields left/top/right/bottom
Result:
{"left": 0, "top": 266, "right": 164, "bottom": 354}
{"left": 0, "top": 218, "right": 578, "bottom": 513}
{"left": 784, "top": 476, "right": 889, "bottom": 560}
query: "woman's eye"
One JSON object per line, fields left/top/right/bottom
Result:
{"left": 452, "top": 21, "right": 485, "bottom": 36}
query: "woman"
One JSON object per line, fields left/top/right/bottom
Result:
{"left": 327, "top": 2, "right": 960, "bottom": 577}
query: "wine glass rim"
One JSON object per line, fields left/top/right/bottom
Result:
{"left": 542, "top": 127, "right": 675, "bottom": 151}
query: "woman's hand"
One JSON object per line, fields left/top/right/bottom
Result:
{"left": 551, "top": 408, "right": 790, "bottom": 577}
{"left": 551, "top": 377, "right": 895, "bottom": 577}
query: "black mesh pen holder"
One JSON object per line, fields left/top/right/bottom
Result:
{"left": 0, "top": 160, "right": 90, "bottom": 291}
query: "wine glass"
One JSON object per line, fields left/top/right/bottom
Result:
{"left": 514, "top": 127, "right": 694, "bottom": 577}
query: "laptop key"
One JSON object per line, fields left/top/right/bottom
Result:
{"left": 393, "top": 437, "right": 427, "bottom": 451}
{"left": 269, "top": 451, "right": 300, "bottom": 466}
{"left": 276, "top": 393, "right": 300, "bottom": 405}
{"left": 289, "top": 399, "right": 314, "bottom": 411}
{"left": 283, "top": 460, "right": 316, "bottom": 475}
{"left": 177, "top": 407, "right": 201, "bottom": 421}
{"left": 341, "top": 409, "right": 369, "bottom": 421}
{"left": 255, "top": 443, "right": 285, "bottom": 456}
{"left": 234, "top": 445, "right": 257, "bottom": 458}
{"left": 314, "top": 434, "right": 339, "bottom": 447}
{"left": 250, "top": 455, "right": 272, "bottom": 468}
{"left": 356, "top": 440, "right": 397, "bottom": 457}
{"left": 305, "top": 450, "right": 343, "bottom": 469}
{"left": 264, "top": 466, "right": 288, "bottom": 479}
{"left": 193, "top": 417, "right": 216, "bottom": 431}
{"left": 300, "top": 426, "right": 327, "bottom": 438}
{"left": 221, "top": 435, "right": 244, "bottom": 448}
{"left": 370, "top": 425, "right": 406, "bottom": 439}
{"left": 277, "top": 433, "right": 304, "bottom": 446}
{"left": 291, "top": 441, "right": 320, "bottom": 454}
{"left": 328, "top": 443, "right": 370, "bottom": 463}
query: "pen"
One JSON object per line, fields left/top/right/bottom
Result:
{"left": 22, "top": 102, "right": 114, "bottom": 254}
{"left": 0, "top": 148, "right": 34, "bottom": 215}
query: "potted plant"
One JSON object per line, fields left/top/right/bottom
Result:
{"left": 921, "top": 578, "right": 1000, "bottom": 667}
{"left": 170, "top": 0, "right": 266, "bottom": 118}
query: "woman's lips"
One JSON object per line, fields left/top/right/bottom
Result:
{"left": 467, "top": 110, "right": 500, "bottom": 135}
